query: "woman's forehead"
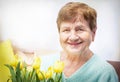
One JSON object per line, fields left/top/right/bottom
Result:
{"left": 60, "top": 23, "right": 88, "bottom": 30}
{"left": 60, "top": 17, "right": 89, "bottom": 28}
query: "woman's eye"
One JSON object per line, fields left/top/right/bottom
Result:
{"left": 76, "top": 28, "right": 84, "bottom": 31}
{"left": 75, "top": 26, "right": 84, "bottom": 31}
{"left": 63, "top": 29, "right": 70, "bottom": 32}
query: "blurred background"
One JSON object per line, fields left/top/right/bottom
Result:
{"left": 0, "top": 0, "right": 120, "bottom": 60}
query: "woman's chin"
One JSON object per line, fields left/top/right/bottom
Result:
{"left": 67, "top": 49, "right": 82, "bottom": 55}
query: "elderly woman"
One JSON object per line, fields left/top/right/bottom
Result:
{"left": 14, "top": 2, "right": 118, "bottom": 82}
{"left": 55, "top": 2, "right": 118, "bottom": 82}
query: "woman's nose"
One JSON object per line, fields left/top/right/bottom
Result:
{"left": 69, "top": 31, "right": 79, "bottom": 41}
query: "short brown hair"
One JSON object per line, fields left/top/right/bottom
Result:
{"left": 57, "top": 2, "right": 97, "bottom": 31}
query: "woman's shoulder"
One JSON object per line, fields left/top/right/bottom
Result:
{"left": 92, "top": 54, "right": 119, "bottom": 81}
{"left": 91, "top": 54, "right": 113, "bottom": 68}
{"left": 91, "top": 54, "right": 116, "bottom": 73}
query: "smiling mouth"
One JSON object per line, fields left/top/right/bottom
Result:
{"left": 68, "top": 42, "right": 82, "bottom": 46}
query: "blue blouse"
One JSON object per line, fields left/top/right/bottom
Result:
{"left": 40, "top": 52, "right": 118, "bottom": 82}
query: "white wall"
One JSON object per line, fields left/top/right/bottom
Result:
{"left": 0, "top": 0, "right": 120, "bottom": 60}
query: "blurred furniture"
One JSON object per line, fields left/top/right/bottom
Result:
{"left": 0, "top": 40, "right": 15, "bottom": 82}
{"left": 108, "top": 60, "right": 120, "bottom": 82}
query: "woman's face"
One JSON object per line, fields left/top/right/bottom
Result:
{"left": 59, "top": 18, "right": 96, "bottom": 55}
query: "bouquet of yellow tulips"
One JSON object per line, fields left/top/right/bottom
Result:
{"left": 5, "top": 55, "right": 64, "bottom": 82}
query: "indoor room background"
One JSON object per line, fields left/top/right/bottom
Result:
{"left": 0, "top": 0, "right": 120, "bottom": 60}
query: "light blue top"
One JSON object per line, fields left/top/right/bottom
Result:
{"left": 40, "top": 52, "right": 119, "bottom": 82}
{"left": 40, "top": 52, "right": 60, "bottom": 71}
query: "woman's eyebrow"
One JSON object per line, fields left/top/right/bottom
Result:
{"left": 61, "top": 25, "right": 70, "bottom": 29}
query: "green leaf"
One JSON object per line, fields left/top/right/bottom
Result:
{"left": 22, "top": 67, "right": 27, "bottom": 82}
{"left": 36, "top": 73, "right": 40, "bottom": 82}
{"left": 58, "top": 73, "right": 62, "bottom": 82}
{"left": 25, "top": 71, "right": 31, "bottom": 82}
{"left": 54, "top": 73, "right": 62, "bottom": 82}
{"left": 5, "top": 64, "right": 17, "bottom": 82}
{"left": 31, "top": 69, "right": 36, "bottom": 82}
{"left": 47, "top": 78, "right": 54, "bottom": 82}
{"left": 16, "top": 62, "right": 22, "bottom": 82}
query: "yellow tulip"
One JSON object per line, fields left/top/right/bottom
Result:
{"left": 36, "top": 68, "right": 40, "bottom": 74}
{"left": 32, "top": 57, "right": 41, "bottom": 70}
{"left": 53, "top": 61, "right": 64, "bottom": 73}
{"left": 10, "top": 54, "right": 23, "bottom": 69}
{"left": 10, "top": 58, "right": 18, "bottom": 68}
{"left": 45, "top": 66, "right": 53, "bottom": 78}
{"left": 37, "top": 70, "right": 46, "bottom": 80}
{"left": 18, "top": 57, "right": 24, "bottom": 69}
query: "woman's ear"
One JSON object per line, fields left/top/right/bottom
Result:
{"left": 92, "top": 26, "right": 97, "bottom": 41}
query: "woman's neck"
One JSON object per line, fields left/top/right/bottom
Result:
{"left": 60, "top": 50, "right": 93, "bottom": 63}
{"left": 60, "top": 50, "right": 93, "bottom": 77}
